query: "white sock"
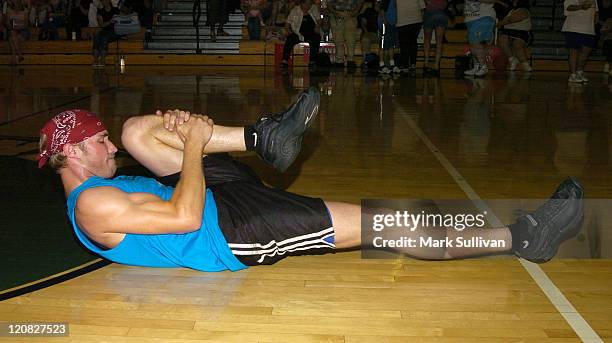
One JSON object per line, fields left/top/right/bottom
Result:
{"left": 389, "top": 59, "right": 395, "bottom": 67}
{"left": 379, "top": 60, "right": 385, "bottom": 67}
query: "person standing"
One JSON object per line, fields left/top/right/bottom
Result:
{"left": 396, "top": 0, "right": 425, "bottom": 75}
{"left": 6, "top": 0, "right": 30, "bottom": 64}
{"left": 597, "top": 0, "right": 612, "bottom": 75}
{"left": 207, "top": 0, "right": 228, "bottom": 42}
{"left": 498, "top": 0, "right": 532, "bottom": 72}
{"left": 422, "top": 0, "right": 449, "bottom": 76}
{"left": 562, "top": 0, "right": 598, "bottom": 83}
{"left": 67, "top": 0, "right": 90, "bottom": 40}
{"left": 280, "top": 0, "right": 321, "bottom": 68}
{"left": 463, "top": 0, "right": 497, "bottom": 77}
{"left": 327, "top": 0, "right": 363, "bottom": 68}
{"left": 90, "top": 0, "right": 118, "bottom": 67}
{"left": 378, "top": 0, "right": 399, "bottom": 74}
{"left": 358, "top": 0, "right": 378, "bottom": 57}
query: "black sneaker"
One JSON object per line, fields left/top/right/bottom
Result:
{"left": 253, "top": 87, "right": 320, "bottom": 172}
{"left": 427, "top": 68, "right": 440, "bottom": 78}
{"left": 512, "top": 178, "right": 584, "bottom": 263}
{"left": 423, "top": 66, "right": 432, "bottom": 76}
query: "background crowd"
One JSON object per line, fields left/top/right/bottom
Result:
{"left": 2, "top": 0, "right": 612, "bottom": 80}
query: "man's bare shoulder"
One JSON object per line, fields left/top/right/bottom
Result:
{"left": 76, "top": 186, "right": 130, "bottom": 216}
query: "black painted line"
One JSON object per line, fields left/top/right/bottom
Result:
{"left": 0, "top": 259, "right": 111, "bottom": 301}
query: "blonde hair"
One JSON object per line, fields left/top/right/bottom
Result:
{"left": 39, "top": 134, "right": 67, "bottom": 172}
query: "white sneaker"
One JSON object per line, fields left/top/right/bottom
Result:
{"left": 464, "top": 63, "right": 479, "bottom": 76}
{"left": 509, "top": 57, "right": 519, "bottom": 71}
{"left": 568, "top": 73, "right": 581, "bottom": 83}
{"left": 577, "top": 70, "right": 589, "bottom": 82}
{"left": 474, "top": 64, "right": 488, "bottom": 77}
{"left": 604, "top": 63, "right": 610, "bottom": 74}
{"left": 521, "top": 62, "right": 532, "bottom": 72}
{"left": 392, "top": 66, "right": 401, "bottom": 74}
{"left": 379, "top": 66, "right": 391, "bottom": 74}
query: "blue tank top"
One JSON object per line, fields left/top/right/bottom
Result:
{"left": 66, "top": 176, "right": 247, "bottom": 272}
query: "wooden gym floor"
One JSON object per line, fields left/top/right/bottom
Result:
{"left": 0, "top": 65, "right": 611, "bottom": 342}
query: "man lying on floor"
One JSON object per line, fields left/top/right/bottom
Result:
{"left": 38, "top": 88, "right": 584, "bottom": 270}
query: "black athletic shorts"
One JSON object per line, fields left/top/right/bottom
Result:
{"left": 499, "top": 28, "right": 533, "bottom": 46}
{"left": 157, "top": 154, "right": 335, "bottom": 266}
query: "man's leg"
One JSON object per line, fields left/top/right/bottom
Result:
{"left": 344, "top": 17, "right": 358, "bottom": 64}
{"left": 423, "top": 28, "right": 433, "bottom": 67}
{"left": 407, "top": 23, "right": 422, "bottom": 68}
{"left": 122, "top": 87, "right": 321, "bottom": 175}
{"left": 331, "top": 16, "right": 346, "bottom": 65}
{"left": 326, "top": 201, "right": 510, "bottom": 259}
{"left": 304, "top": 31, "right": 321, "bottom": 59}
{"left": 568, "top": 48, "right": 578, "bottom": 74}
{"left": 122, "top": 117, "right": 246, "bottom": 176}
{"left": 361, "top": 31, "right": 373, "bottom": 55}
{"left": 328, "top": 178, "right": 583, "bottom": 263}
{"left": 577, "top": 46, "right": 592, "bottom": 72}
{"left": 283, "top": 33, "right": 300, "bottom": 63}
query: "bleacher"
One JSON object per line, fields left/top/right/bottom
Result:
{"left": 0, "top": 0, "right": 605, "bottom": 71}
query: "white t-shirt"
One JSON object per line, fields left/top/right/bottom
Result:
{"left": 464, "top": 0, "right": 496, "bottom": 23}
{"left": 562, "top": 0, "right": 598, "bottom": 35}
{"left": 396, "top": 0, "right": 425, "bottom": 26}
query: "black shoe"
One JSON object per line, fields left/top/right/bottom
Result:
{"left": 428, "top": 68, "right": 440, "bottom": 77}
{"left": 346, "top": 61, "right": 357, "bottom": 69}
{"left": 253, "top": 87, "right": 320, "bottom": 172}
{"left": 332, "top": 62, "right": 345, "bottom": 68}
{"left": 423, "top": 66, "right": 431, "bottom": 76}
{"left": 512, "top": 178, "right": 584, "bottom": 263}
{"left": 408, "top": 67, "right": 417, "bottom": 77}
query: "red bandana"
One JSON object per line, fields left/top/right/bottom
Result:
{"left": 38, "top": 109, "right": 107, "bottom": 168}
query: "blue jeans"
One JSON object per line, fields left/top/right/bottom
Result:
{"left": 93, "top": 28, "right": 121, "bottom": 58}
{"left": 248, "top": 17, "right": 260, "bottom": 40}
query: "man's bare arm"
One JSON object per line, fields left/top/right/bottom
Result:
{"left": 77, "top": 115, "right": 214, "bottom": 235}
{"left": 77, "top": 187, "right": 204, "bottom": 235}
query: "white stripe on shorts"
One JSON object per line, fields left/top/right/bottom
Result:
{"left": 254, "top": 243, "right": 334, "bottom": 263}
{"left": 227, "top": 227, "right": 335, "bottom": 250}
{"left": 228, "top": 228, "right": 335, "bottom": 264}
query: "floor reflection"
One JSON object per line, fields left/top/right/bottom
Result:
{"left": 1, "top": 65, "right": 611, "bottom": 258}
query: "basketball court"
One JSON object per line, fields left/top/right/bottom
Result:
{"left": 1, "top": 65, "right": 611, "bottom": 342}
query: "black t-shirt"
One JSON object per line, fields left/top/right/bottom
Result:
{"left": 380, "top": 0, "right": 391, "bottom": 12}
{"left": 300, "top": 13, "right": 316, "bottom": 34}
{"left": 494, "top": 0, "right": 513, "bottom": 19}
{"left": 98, "top": 6, "right": 119, "bottom": 25}
{"left": 358, "top": 7, "right": 379, "bottom": 32}
{"left": 496, "top": 0, "right": 530, "bottom": 19}
{"left": 599, "top": 3, "right": 612, "bottom": 21}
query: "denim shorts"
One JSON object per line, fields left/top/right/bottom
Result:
{"left": 423, "top": 10, "right": 449, "bottom": 29}
{"left": 466, "top": 16, "right": 495, "bottom": 44}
